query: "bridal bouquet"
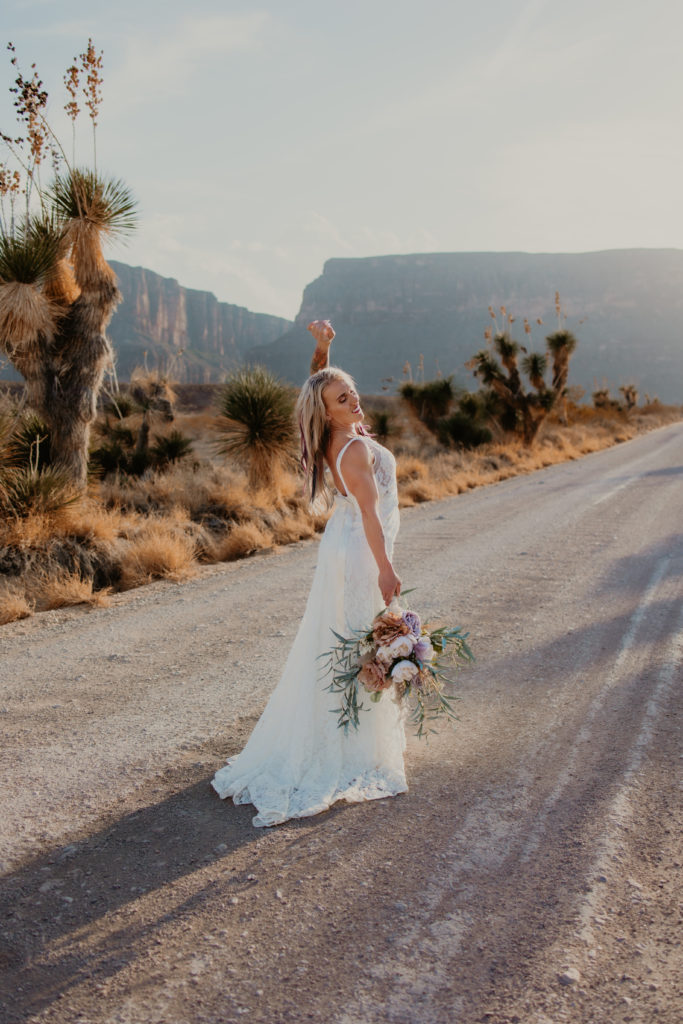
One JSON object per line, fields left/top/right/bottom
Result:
{"left": 319, "top": 601, "right": 473, "bottom": 738}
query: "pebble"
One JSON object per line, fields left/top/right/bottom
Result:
{"left": 558, "top": 967, "right": 581, "bottom": 986}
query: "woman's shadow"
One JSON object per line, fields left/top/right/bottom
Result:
{"left": 0, "top": 768, "right": 279, "bottom": 1021}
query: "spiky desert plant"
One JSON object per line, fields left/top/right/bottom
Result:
{"left": 368, "top": 409, "right": 399, "bottom": 445}
{"left": 592, "top": 387, "right": 615, "bottom": 410}
{"left": 546, "top": 329, "right": 578, "bottom": 394}
{"left": 400, "top": 377, "right": 455, "bottom": 427}
{"left": 467, "top": 300, "right": 578, "bottom": 446}
{"left": 215, "top": 366, "right": 297, "bottom": 490}
{"left": 11, "top": 411, "right": 52, "bottom": 470}
{"left": 129, "top": 367, "right": 176, "bottom": 466}
{"left": 0, "top": 465, "right": 78, "bottom": 517}
{"left": 437, "top": 391, "right": 494, "bottom": 450}
{"left": 618, "top": 384, "right": 639, "bottom": 412}
{"left": 150, "top": 429, "right": 193, "bottom": 469}
{"left": 0, "top": 43, "right": 137, "bottom": 488}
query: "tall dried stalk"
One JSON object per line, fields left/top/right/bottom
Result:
{"left": 0, "top": 44, "right": 136, "bottom": 487}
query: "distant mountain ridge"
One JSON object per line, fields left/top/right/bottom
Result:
{"left": 106, "top": 262, "right": 292, "bottom": 382}
{"left": 250, "top": 250, "right": 683, "bottom": 403}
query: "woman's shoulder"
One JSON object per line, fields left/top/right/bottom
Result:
{"left": 326, "top": 435, "right": 371, "bottom": 474}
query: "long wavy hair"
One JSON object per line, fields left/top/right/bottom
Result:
{"left": 295, "top": 366, "right": 369, "bottom": 507}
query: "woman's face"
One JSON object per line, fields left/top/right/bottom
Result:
{"left": 323, "top": 378, "right": 363, "bottom": 431}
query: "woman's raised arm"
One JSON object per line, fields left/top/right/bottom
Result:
{"left": 307, "top": 319, "right": 335, "bottom": 375}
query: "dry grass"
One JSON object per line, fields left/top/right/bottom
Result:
{"left": 119, "top": 518, "right": 199, "bottom": 588}
{"left": 0, "top": 583, "right": 33, "bottom": 624}
{"left": 28, "top": 570, "right": 112, "bottom": 611}
{"left": 210, "top": 521, "right": 274, "bottom": 562}
{"left": 0, "top": 398, "right": 680, "bottom": 627}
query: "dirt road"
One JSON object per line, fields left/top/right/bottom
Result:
{"left": 1, "top": 423, "right": 682, "bottom": 1024}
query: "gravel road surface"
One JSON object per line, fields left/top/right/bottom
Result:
{"left": 1, "top": 423, "right": 682, "bottom": 1024}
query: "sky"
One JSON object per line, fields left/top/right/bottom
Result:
{"left": 2, "top": 0, "right": 682, "bottom": 319}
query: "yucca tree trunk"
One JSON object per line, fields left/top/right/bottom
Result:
{"left": 53, "top": 275, "right": 120, "bottom": 486}
{"left": 28, "top": 272, "right": 120, "bottom": 488}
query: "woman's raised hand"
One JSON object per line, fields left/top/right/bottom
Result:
{"left": 307, "top": 319, "right": 335, "bottom": 346}
{"left": 308, "top": 320, "right": 335, "bottom": 373}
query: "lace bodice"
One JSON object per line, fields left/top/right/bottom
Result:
{"left": 334, "top": 436, "right": 399, "bottom": 530}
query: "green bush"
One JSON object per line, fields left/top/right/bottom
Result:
{"left": 437, "top": 412, "right": 492, "bottom": 450}
{"left": 400, "top": 378, "right": 455, "bottom": 426}
{"left": 215, "top": 366, "right": 296, "bottom": 488}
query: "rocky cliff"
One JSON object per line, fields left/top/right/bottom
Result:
{"left": 250, "top": 250, "right": 683, "bottom": 402}
{"left": 106, "top": 262, "right": 292, "bottom": 382}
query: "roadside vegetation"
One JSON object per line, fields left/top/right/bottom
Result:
{"left": 1, "top": 370, "right": 680, "bottom": 625}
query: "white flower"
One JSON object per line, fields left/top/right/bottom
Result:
{"left": 387, "top": 634, "right": 415, "bottom": 659}
{"left": 375, "top": 645, "right": 394, "bottom": 666}
{"left": 390, "top": 659, "right": 419, "bottom": 684}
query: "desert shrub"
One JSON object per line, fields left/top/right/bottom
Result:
{"left": 101, "top": 389, "right": 135, "bottom": 419}
{"left": 212, "top": 521, "right": 274, "bottom": 562}
{"left": 26, "top": 570, "right": 111, "bottom": 611}
{"left": 0, "top": 583, "right": 33, "bottom": 624}
{"left": 119, "top": 520, "right": 198, "bottom": 588}
{"left": 90, "top": 422, "right": 193, "bottom": 478}
{"left": 400, "top": 378, "right": 455, "bottom": 426}
{"left": 438, "top": 412, "right": 492, "bottom": 449}
{"left": 215, "top": 366, "right": 297, "bottom": 489}
{"left": 368, "top": 409, "right": 400, "bottom": 444}
{"left": 0, "top": 466, "right": 79, "bottom": 517}
{"left": 150, "top": 429, "right": 194, "bottom": 468}
{"left": 11, "top": 414, "right": 53, "bottom": 470}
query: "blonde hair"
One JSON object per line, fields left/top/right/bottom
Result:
{"left": 296, "top": 366, "right": 363, "bottom": 507}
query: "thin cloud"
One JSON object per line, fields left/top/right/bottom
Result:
{"left": 106, "top": 12, "right": 270, "bottom": 105}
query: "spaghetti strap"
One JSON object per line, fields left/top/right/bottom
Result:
{"left": 335, "top": 436, "right": 366, "bottom": 496}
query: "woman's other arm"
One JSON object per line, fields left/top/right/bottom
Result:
{"left": 341, "top": 441, "right": 401, "bottom": 606}
{"left": 307, "top": 320, "right": 335, "bottom": 374}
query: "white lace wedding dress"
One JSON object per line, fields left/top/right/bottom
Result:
{"left": 212, "top": 435, "right": 407, "bottom": 826}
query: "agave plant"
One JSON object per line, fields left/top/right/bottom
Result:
{"left": 215, "top": 366, "right": 297, "bottom": 489}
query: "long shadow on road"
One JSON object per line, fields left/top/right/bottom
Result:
{"left": 0, "top": 770, "right": 277, "bottom": 1020}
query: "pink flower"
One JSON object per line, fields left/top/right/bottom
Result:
{"left": 357, "top": 659, "right": 391, "bottom": 692}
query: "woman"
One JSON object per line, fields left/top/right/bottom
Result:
{"left": 212, "top": 320, "right": 407, "bottom": 826}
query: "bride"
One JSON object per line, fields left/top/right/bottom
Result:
{"left": 212, "top": 319, "right": 407, "bottom": 826}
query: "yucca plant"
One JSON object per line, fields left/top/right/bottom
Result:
{"left": 150, "top": 429, "right": 193, "bottom": 469}
{"left": 618, "top": 384, "right": 639, "bottom": 412}
{"left": 467, "top": 300, "right": 579, "bottom": 446}
{"left": 437, "top": 391, "right": 493, "bottom": 449}
{"left": 0, "top": 43, "right": 137, "bottom": 488}
{"left": 0, "top": 465, "right": 79, "bottom": 517}
{"left": 400, "top": 377, "right": 455, "bottom": 427}
{"left": 215, "top": 366, "right": 297, "bottom": 489}
{"left": 368, "top": 409, "right": 399, "bottom": 445}
{"left": 10, "top": 413, "right": 52, "bottom": 470}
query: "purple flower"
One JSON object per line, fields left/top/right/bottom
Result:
{"left": 414, "top": 637, "right": 435, "bottom": 664}
{"left": 402, "top": 610, "right": 422, "bottom": 638}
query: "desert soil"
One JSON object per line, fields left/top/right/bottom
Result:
{"left": 1, "top": 423, "right": 682, "bottom": 1024}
